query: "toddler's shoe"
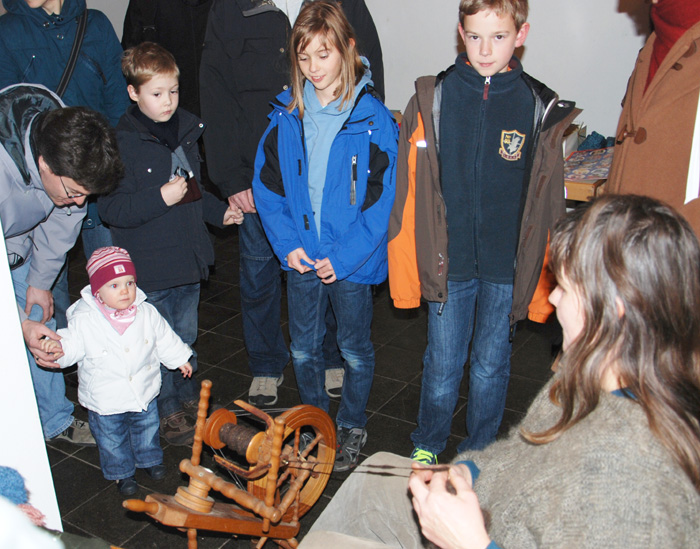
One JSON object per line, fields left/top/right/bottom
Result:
{"left": 117, "top": 477, "right": 138, "bottom": 496}
{"left": 145, "top": 464, "right": 166, "bottom": 480}
{"left": 334, "top": 426, "right": 367, "bottom": 472}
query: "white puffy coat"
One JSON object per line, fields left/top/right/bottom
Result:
{"left": 56, "top": 285, "right": 192, "bottom": 415}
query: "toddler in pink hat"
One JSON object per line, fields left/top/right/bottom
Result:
{"left": 41, "top": 246, "right": 193, "bottom": 495}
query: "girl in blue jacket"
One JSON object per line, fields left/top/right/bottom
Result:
{"left": 252, "top": 0, "right": 397, "bottom": 472}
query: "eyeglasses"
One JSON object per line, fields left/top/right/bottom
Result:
{"left": 60, "top": 176, "right": 85, "bottom": 199}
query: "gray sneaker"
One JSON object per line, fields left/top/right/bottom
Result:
{"left": 52, "top": 418, "right": 96, "bottom": 446}
{"left": 159, "top": 411, "right": 195, "bottom": 446}
{"left": 334, "top": 427, "right": 367, "bottom": 472}
{"left": 248, "top": 374, "right": 284, "bottom": 407}
{"left": 324, "top": 368, "right": 344, "bottom": 398}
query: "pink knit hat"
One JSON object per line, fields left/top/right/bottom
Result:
{"left": 86, "top": 246, "right": 137, "bottom": 296}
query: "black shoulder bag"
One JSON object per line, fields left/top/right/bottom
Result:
{"left": 55, "top": 9, "right": 88, "bottom": 97}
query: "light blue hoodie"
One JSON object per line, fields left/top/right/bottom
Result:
{"left": 303, "top": 59, "right": 373, "bottom": 236}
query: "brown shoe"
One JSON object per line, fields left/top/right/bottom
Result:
{"left": 159, "top": 411, "right": 195, "bottom": 446}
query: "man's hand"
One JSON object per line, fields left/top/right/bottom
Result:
{"left": 286, "top": 248, "right": 313, "bottom": 274}
{"left": 25, "top": 286, "right": 53, "bottom": 323}
{"left": 161, "top": 175, "right": 188, "bottom": 206}
{"left": 314, "top": 257, "right": 336, "bottom": 284}
{"left": 22, "top": 319, "right": 61, "bottom": 368}
{"left": 408, "top": 465, "right": 490, "bottom": 549}
{"left": 228, "top": 189, "right": 256, "bottom": 213}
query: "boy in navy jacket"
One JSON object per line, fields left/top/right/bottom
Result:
{"left": 99, "top": 42, "right": 242, "bottom": 445}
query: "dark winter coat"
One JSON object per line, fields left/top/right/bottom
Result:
{"left": 98, "top": 106, "right": 228, "bottom": 292}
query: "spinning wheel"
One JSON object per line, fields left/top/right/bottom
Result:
{"left": 123, "top": 380, "right": 336, "bottom": 548}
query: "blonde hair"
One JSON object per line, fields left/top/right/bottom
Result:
{"left": 121, "top": 42, "right": 180, "bottom": 90}
{"left": 525, "top": 195, "right": 700, "bottom": 491}
{"left": 459, "top": 0, "right": 528, "bottom": 31}
{"left": 288, "top": 0, "right": 365, "bottom": 117}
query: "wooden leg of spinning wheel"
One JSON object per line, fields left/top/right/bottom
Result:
{"left": 187, "top": 528, "right": 198, "bottom": 549}
{"left": 191, "top": 380, "right": 212, "bottom": 467}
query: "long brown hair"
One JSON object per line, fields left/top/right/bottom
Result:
{"left": 288, "top": 0, "right": 365, "bottom": 118}
{"left": 525, "top": 195, "right": 700, "bottom": 490}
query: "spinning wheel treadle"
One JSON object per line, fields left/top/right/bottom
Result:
{"left": 122, "top": 380, "right": 336, "bottom": 549}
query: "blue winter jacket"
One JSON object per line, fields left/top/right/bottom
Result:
{"left": 0, "top": 0, "right": 129, "bottom": 127}
{"left": 253, "top": 86, "right": 398, "bottom": 284}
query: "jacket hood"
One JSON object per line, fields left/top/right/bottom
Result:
{"left": 4, "top": 0, "right": 85, "bottom": 24}
{"left": 0, "top": 83, "right": 63, "bottom": 184}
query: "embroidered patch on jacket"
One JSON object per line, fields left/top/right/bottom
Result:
{"left": 499, "top": 130, "right": 526, "bottom": 161}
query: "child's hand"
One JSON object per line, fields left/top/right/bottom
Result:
{"left": 223, "top": 205, "right": 244, "bottom": 225}
{"left": 286, "top": 247, "right": 314, "bottom": 274}
{"left": 161, "top": 175, "right": 188, "bottom": 206}
{"left": 314, "top": 257, "right": 336, "bottom": 284}
{"left": 39, "top": 337, "right": 64, "bottom": 362}
{"left": 179, "top": 362, "right": 193, "bottom": 378}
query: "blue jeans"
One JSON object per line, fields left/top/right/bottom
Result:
{"left": 88, "top": 398, "right": 162, "bottom": 480}
{"left": 11, "top": 260, "right": 74, "bottom": 439}
{"left": 287, "top": 271, "right": 374, "bottom": 429}
{"left": 146, "top": 283, "right": 199, "bottom": 418}
{"left": 411, "top": 279, "right": 513, "bottom": 454}
{"left": 51, "top": 262, "right": 71, "bottom": 330}
{"left": 52, "top": 217, "right": 112, "bottom": 330}
{"left": 239, "top": 213, "right": 290, "bottom": 377}
{"left": 238, "top": 214, "right": 342, "bottom": 377}
{"left": 81, "top": 222, "right": 113, "bottom": 261}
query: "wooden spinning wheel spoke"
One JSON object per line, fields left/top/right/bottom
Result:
{"left": 122, "top": 380, "right": 336, "bottom": 549}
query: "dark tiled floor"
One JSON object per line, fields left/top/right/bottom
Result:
{"left": 51, "top": 225, "right": 560, "bottom": 548}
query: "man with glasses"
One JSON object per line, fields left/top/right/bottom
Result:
{"left": 0, "top": 83, "right": 123, "bottom": 445}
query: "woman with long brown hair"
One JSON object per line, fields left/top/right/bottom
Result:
{"left": 300, "top": 195, "right": 700, "bottom": 549}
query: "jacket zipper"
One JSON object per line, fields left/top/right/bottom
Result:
{"left": 483, "top": 76, "right": 491, "bottom": 100}
{"left": 350, "top": 154, "right": 357, "bottom": 205}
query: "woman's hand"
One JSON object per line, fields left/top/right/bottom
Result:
{"left": 408, "top": 464, "right": 491, "bottom": 549}
{"left": 286, "top": 248, "right": 313, "bottom": 273}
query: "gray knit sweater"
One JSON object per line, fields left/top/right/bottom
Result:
{"left": 455, "top": 378, "right": 700, "bottom": 548}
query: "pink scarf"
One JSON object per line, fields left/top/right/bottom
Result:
{"left": 94, "top": 294, "right": 138, "bottom": 335}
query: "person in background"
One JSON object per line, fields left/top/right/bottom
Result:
{"left": 300, "top": 195, "right": 700, "bottom": 549}
{"left": 41, "top": 247, "right": 193, "bottom": 496}
{"left": 606, "top": 0, "right": 700, "bottom": 236}
{"left": 253, "top": 1, "right": 397, "bottom": 471}
{"left": 99, "top": 42, "right": 242, "bottom": 446}
{"left": 0, "top": 83, "right": 123, "bottom": 445}
{"left": 0, "top": 0, "right": 130, "bottom": 329}
{"left": 388, "top": 0, "right": 579, "bottom": 464}
{"left": 199, "top": 0, "right": 385, "bottom": 407}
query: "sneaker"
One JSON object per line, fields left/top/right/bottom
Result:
{"left": 334, "top": 427, "right": 367, "bottom": 472}
{"left": 52, "top": 418, "right": 96, "bottom": 447}
{"left": 410, "top": 447, "right": 438, "bottom": 466}
{"left": 144, "top": 464, "right": 166, "bottom": 480}
{"left": 159, "top": 411, "right": 195, "bottom": 446}
{"left": 324, "top": 368, "right": 344, "bottom": 398}
{"left": 248, "top": 374, "right": 284, "bottom": 407}
{"left": 117, "top": 477, "right": 138, "bottom": 496}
